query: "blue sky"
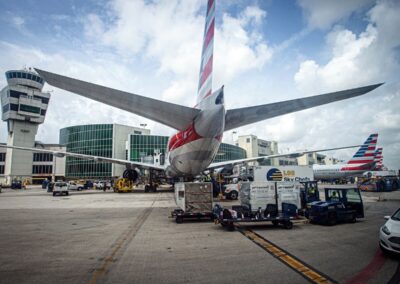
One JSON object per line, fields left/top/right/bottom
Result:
{"left": 0, "top": 0, "right": 399, "bottom": 169}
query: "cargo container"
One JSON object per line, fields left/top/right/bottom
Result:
{"left": 172, "top": 182, "right": 214, "bottom": 223}
{"left": 240, "top": 181, "right": 301, "bottom": 211}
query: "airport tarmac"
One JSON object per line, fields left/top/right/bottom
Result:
{"left": 0, "top": 186, "right": 399, "bottom": 284}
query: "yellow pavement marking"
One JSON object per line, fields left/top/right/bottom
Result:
{"left": 239, "top": 227, "right": 333, "bottom": 284}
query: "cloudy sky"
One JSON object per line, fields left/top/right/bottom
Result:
{"left": 0, "top": 0, "right": 399, "bottom": 169}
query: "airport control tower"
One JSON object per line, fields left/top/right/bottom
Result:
{"left": 0, "top": 69, "right": 51, "bottom": 184}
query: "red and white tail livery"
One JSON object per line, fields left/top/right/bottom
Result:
{"left": 197, "top": 0, "right": 215, "bottom": 106}
{"left": 342, "top": 133, "right": 378, "bottom": 170}
{"left": 314, "top": 134, "right": 378, "bottom": 180}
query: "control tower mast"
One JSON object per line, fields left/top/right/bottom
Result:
{"left": 0, "top": 69, "right": 51, "bottom": 184}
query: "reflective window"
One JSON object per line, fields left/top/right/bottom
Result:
{"left": 0, "top": 152, "right": 6, "bottom": 162}
{"left": 22, "top": 72, "right": 27, "bottom": 79}
{"left": 27, "top": 73, "right": 32, "bottom": 80}
{"left": 17, "top": 72, "right": 21, "bottom": 78}
{"left": 19, "top": 104, "right": 41, "bottom": 114}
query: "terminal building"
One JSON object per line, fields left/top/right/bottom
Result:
{"left": 236, "top": 134, "right": 297, "bottom": 166}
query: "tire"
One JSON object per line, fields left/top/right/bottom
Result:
{"left": 229, "top": 191, "right": 238, "bottom": 200}
{"left": 78, "top": 187, "right": 82, "bottom": 191}
{"left": 145, "top": 185, "right": 149, "bottom": 193}
{"left": 66, "top": 191, "right": 69, "bottom": 196}
{"left": 284, "top": 221, "right": 293, "bottom": 229}
{"left": 327, "top": 212, "right": 337, "bottom": 226}
{"left": 53, "top": 192, "right": 56, "bottom": 196}
{"left": 176, "top": 216, "right": 183, "bottom": 224}
{"left": 350, "top": 213, "right": 357, "bottom": 223}
{"left": 272, "top": 220, "right": 279, "bottom": 227}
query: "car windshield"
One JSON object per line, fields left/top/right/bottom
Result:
{"left": 392, "top": 208, "right": 400, "bottom": 221}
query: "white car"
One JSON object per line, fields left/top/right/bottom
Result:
{"left": 380, "top": 207, "right": 400, "bottom": 254}
{"left": 67, "top": 181, "right": 84, "bottom": 191}
{"left": 53, "top": 182, "right": 69, "bottom": 196}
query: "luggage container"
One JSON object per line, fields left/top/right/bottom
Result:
{"left": 240, "top": 181, "right": 301, "bottom": 211}
{"left": 171, "top": 182, "right": 214, "bottom": 223}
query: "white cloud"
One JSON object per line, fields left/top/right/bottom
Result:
{"left": 289, "top": 0, "right": 400, "bottom": 168}
{"left": 298, "top": 0, "right": 375, "bottom": 29}
{"left": 83, "top": 0, "right": 272, "bottom": 106}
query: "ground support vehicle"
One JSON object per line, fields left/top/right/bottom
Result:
{"left": 308, "top": 187, "right": 364, "bottom": 225}
{"left": 171, "top": 182, "right": 213, "bottom": 223}
{"left": 53, "top": 182, "right": 69, "bottom": 196}
{"left": 171, "top": 209, "right": 214, "bottom": 224}
{"left": 113, "top": 178, "right": 134, "bottom": 193}
{"left": 213, "top": 203, "right": 297, "bottom": 231}
{"left": 299, "top": 181, "right": 320, "bottom": 217}
{"left": 214, "top": 181, "right": 302, "bottom": 230}
{"left": 358, "top": 176, "right": 399, "bottom": 192}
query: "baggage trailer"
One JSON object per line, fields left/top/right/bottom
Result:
{"left": 171, "top": 182, "right": 214, "bottom": 223}
{"left": 213, "top": 204, "right": 297, "bottom": 231}
{"left": 214, "top": 181, "right": 303, "bottom": 230}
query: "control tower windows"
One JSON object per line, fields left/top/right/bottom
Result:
{"left": 19, "top": 104, "right": 40, "bottom": 114}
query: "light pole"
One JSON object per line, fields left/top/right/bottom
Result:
{"left": 232, "top": 131, "right": 237, "bottom": 144}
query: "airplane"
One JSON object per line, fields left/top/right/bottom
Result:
{"left": 0, "top": 0, "right": 383, "bottom": 190}
{"left": 313, "top": 134, "right": 378, "bottom": 180}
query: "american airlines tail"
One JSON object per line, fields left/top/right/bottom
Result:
{"left": 344, "top": 133, "right": 378, "bottom": 169}
{"left": 197, "top": 0, "right": 215, "bottom": 107}
{"left": 374, "top": 147, "right": 383, "bottom": 170}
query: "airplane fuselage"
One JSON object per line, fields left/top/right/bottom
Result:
{"left": 165, "top": 87, "right": 225, "bottom": 177}
{"left": 313, "top": 163, "right": 372, "bottom": 180}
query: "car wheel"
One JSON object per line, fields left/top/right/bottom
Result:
{"left": 53, "top": 192, "right": 56, "bottom": 196}
{"left": 176, "top": 216, "right": 183, "bottom": 224}
{"left": 66, "top": 191, "right": 69, "bottom": 196}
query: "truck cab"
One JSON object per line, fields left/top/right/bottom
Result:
{"left": 309, "top": 187, "right": 364, "bottom": 225}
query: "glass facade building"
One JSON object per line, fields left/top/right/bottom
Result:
{"left": 60, "top": 124, "right": 113, "bottom": 178}
{"left": 129, "top": 135, "right": 169, "bottom": 163}
{"left": 213, "top": 143, "right": 247, "bottom": 163}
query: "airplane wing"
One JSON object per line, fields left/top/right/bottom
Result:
{"left": 207, "top": 144, "right": 362, "bottom": 170}
{"left": 0, "top": 145, "right": 166, "bottom": 171}
{"left": 35, "top": 69, "right": 200, "bottom": 131}
{"left": 224, "top": 83, "right": 383, "bottom": 131}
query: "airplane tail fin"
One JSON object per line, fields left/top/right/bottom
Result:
{"left": 346, "top": 134, "right": 378, "bottom": 165}
{"left": 374, "top": 147, "right": 383, "bottom": 170}
{"left": 197, "top": 0, "right": 215, "bottom": 105}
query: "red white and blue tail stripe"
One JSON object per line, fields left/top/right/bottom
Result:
{"left": 197, "top": 0, "right": 215, "bottom": 105}
{"left": 374, "top": 147, "right": 383, "bottom": 170}
{"left": 347, "top": 133, "right": 378, "bottom": 165}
